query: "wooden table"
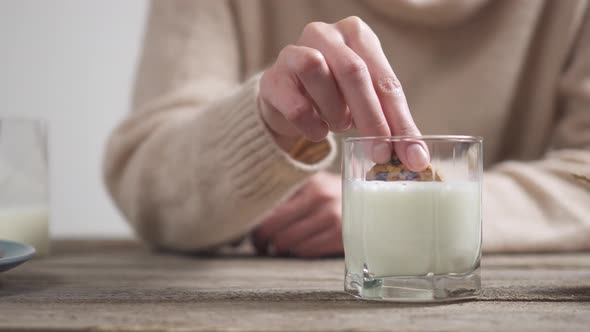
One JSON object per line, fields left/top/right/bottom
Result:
{"left": 0, "top": 240, "right": 588, "bottom": 331}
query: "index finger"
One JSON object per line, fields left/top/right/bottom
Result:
{"left": 337, "top": 17, "right": 430, "bottom": 171}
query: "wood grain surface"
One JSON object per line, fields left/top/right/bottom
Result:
{"left": 0, "top": 240, "right": 588, "bottom": 332}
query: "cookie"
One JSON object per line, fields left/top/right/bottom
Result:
{"left": 366, "top": 156, "right": 443, "bottom": 182}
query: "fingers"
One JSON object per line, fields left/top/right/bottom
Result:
{"left": 253, "top": 172, "right": 342, "bottom": 257}
{"left": 259, "top": 63, "right": 329, "bottom": 142}
{"left": 270, "top": 208, "right": 336, "bottom": 255}
{"left": 297, "top": 21, "right": 391, "bottom": 163}
{"left": 336, "top": 16, "right": 430, "bottom": 170}
{"left": 298, "top": 22, "right": 391, "bottom": 141}
{"left": 292, "top": 226, "right": 344, "bottom": 258}
{"left": 260, "top": 17, "right": 428, "bottom": 167}
{"left": 251, "top": 189, "right": 312, "bottom": 254}
{"left": 281, "top": 45, "right": 352, "bottom": 132}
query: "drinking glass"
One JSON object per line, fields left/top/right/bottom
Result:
{"left": 0, "top": 117, "right": 49, "bottom": 256}
{"left": 342, "top": 136, "right": 482, "bottom": 301}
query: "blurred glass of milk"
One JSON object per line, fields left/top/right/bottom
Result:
{"left": 0, "top": 118, "right": 49, "bottom": 256}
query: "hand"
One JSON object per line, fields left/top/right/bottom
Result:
{"left": 252, "top": 172, "right": 343, "bottom": 258}
{"left": 258, "top": 16, "right": 429, "bottom": 170}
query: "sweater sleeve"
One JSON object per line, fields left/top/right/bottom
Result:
{"left": 103, "top": 0, "right": 336, "bottom": 251}
{"left": 482, "top": 12, "right": 590, "bottom": 253}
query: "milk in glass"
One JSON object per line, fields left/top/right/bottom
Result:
{"left": 343, "top": 180, "right": 481, "bottom": 278}
{"left": 0, "top": 205, "right": 49, "bottom": 256}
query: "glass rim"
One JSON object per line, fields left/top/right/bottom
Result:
{"left": 344, "top": 135, "right": 482, "bottom": 143}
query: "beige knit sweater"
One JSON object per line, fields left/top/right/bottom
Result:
{"left": 104, "top": 0, "right": 590, "bottom": 253}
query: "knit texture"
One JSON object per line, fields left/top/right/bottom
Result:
{"left": 104, "top": 0, "right": 590, "bottom": 252}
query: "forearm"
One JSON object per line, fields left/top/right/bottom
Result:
{"left": 104, "top": 77, "right": 337, "bottom": 251}
{"left": 482, "top": 148, "right": 590, "bottom": 253}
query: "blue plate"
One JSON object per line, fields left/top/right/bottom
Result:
{"left": 0, "top": 240, "right": 36, "bottom": 272}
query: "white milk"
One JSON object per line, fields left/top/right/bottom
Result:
{"left": 0, "top": 206, "right": 49, "bottom": 256}
{"left": 343, "top": 181, "right": 481, "bottom": 278}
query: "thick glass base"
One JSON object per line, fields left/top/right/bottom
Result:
{"left": 345, "top": 268, "right": 481, "bottom": 302}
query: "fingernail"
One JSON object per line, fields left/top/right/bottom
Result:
{"left": 406, "top": 143, "right": 429, "bottom": 171}
{"left": 372, "top": 142, "right": 391, "bottom": 164}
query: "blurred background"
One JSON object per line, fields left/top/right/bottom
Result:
{"left": 0, "top": 0, "right": 148, "bottom": 238}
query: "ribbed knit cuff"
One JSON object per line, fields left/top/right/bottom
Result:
{"left": 212, "top": 75, "right": 337, "bottom": 203}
